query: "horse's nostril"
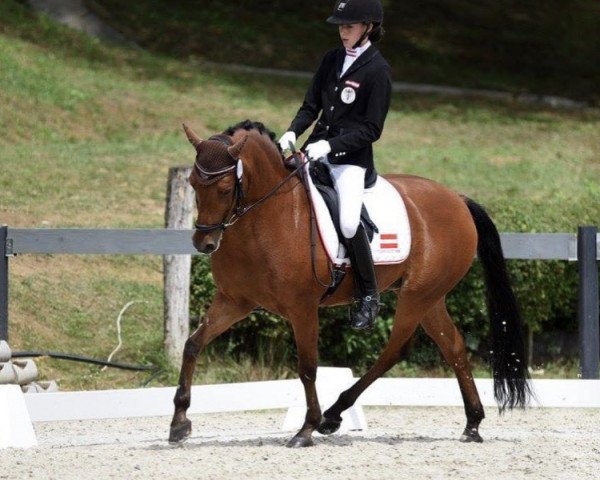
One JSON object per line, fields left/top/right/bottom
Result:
{"left": 203, "top": 243, "right": 215, "bottom": 254}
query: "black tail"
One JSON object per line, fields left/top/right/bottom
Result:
{"left": 464, "top": 197, "right": 532, "bottom": 411}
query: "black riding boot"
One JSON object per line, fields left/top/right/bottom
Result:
{"left": 346, "top": 224, "right": 379, "bottom": 331}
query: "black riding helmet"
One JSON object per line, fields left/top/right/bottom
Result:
{"left": 326, "top": 0, "right": 384, "bottom": 25}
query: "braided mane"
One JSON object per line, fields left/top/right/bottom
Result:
{"left": 223, "top": 120, "right": 283, "bottom": 154}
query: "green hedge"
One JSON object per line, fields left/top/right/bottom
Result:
{"left": 190, "top": 253, "right": 579, "bottom": 373}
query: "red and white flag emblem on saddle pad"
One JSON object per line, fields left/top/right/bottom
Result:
{"left": 304, "top": 163, "right": 411, "bottom": 265}
{"left": 379, "top": 233, "right": 399, "bottom": 249}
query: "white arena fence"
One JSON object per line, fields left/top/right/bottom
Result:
{"left": 2, "top": 366, "right": 600, "bottom": 449}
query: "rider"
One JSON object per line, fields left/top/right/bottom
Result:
{"left": 279, "top": 0, "right": 392, "bottom": 331}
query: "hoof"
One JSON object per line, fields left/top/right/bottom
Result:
{"left": 459, "top": 427, "right": 483, "bottom": 443}
{"left": 317, "top": 416, "right": 342, "bottom": 435}
{"left": 286, "top": 435, "right": 314, "bottom": 448}
{"left": 169, "top": 418, "right": 192, "bottom": 445}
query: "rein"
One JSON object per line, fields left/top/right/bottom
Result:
{"left": 194, "top": 156, "right": 309, "bottom": 234}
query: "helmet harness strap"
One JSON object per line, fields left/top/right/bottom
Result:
{"left": 352, "top": 23, "right": 371, "bottom": 49}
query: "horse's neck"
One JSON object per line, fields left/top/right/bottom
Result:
{"left": 245, "top": 165, "right": 305, "bottom": 220}
{"left": 231, "top": 135, "right": 309, "bottom": 243}
{"left": 244, "top": 147, "right": 291, "bottom": 200}
{"left": 213, "top": 179, "right": 308, "bottom": 293}
{"left": 236, "top": 158, "right": 306, "bottom": 237}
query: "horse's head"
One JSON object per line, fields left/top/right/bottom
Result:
{"left": 183, "top": 124, "right": 248, "bottom": 254}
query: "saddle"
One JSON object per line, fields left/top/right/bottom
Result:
{"left": 308, "top": 160, "right": 379, "bottom": 249}
{"left": 284, "top": 151, "right": 411, "bottom": 266}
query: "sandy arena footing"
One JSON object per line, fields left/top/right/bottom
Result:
{"left": 1, "top": 406, "right": 599, "bottom": 479}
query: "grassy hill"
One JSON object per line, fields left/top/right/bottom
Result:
{"left": 0, "top": 0, "right": 598, "bottom": 389}
{"left": 88, "top": 0, "right": 600, "bottom": 103}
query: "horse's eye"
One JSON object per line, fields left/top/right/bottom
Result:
{"left": 220, "top": 188, "right": 232, "bottom": 196}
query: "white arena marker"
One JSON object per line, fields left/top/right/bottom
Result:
{"left": 281, "top": 367, "right": 367, "bottom": 432}
{"left": 0, "top": 385, "right": 37, "bottom": 449}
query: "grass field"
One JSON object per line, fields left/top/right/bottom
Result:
{"left": 0, "top": 1, "right": 598, "bottom": 389}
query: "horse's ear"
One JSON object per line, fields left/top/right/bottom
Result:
{"left": 182, "top": 123, "right": 202, "bottom": 148}
{"left": 227, "top": 134, "right": 248, "bottom": 159}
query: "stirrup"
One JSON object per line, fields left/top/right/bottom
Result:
{"left": 349, "top": 296, "right": 379, "bottom": 331}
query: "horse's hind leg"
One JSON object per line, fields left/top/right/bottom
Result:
{"left": 421, "top": 300, "right": 485, "bottom": 442}
{"left": 318, "top": 294, "right": 423, "bottom": 434}
{"left": 169, "top": 292, "right": 255, "bottom": 444}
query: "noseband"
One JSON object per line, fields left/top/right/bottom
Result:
{"left": 193, "top": 143, "right": 306, "bottom": 234}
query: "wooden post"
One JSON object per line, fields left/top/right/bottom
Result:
{"left": 163, "top": 167, "right": 194, "bottom": 368}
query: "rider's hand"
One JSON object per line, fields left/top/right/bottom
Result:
{"left": 278, "top": 131, "right": 297, "bottom": 151}
{"left": 305, "top": 140, "right": 331, "bottom": 161}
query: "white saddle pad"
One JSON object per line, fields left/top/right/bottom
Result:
{"left": 305, "top": 163, "right": 411, "bottom": 266}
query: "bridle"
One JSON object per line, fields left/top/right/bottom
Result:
{"left": 193, "top": 151, "right": 308, "bottom": 234}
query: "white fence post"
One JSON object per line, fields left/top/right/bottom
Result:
{"left": 0, "top": 385, "right": 37, "bottom": 449}
{"left": 163, "top": 167, "right": 194, "bottom": 368}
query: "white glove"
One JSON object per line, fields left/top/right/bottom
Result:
{"left": 305, "top": 140, "right": 331, "bottom": 161}
{"left": 278, "top": 131, "right": 297, "bottom": 151}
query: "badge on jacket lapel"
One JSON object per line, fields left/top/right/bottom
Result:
{"left": 341, "top": 86, "right": 356, "bottom": 104}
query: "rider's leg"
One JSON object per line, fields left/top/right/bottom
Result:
{"left": 329, "top": 162, "right": 379, "bottom": 331}
{"left": 346, "top": 224, "right": 379, "bottom": 330}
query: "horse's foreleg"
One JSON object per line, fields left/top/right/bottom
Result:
{"left": 287, "top": 309, "right": 320, "bottom": 448}
{"left": 168, "top": 324, "right": 204, "bottom": 444}
{"left": 319, "top": 295, "right": 423, "bottom": 435}
{"left": 421, "top": 301, "right": 485, "bottom": 442}
{"left": 169, "top": 292, "right": 255, "bottom": 444}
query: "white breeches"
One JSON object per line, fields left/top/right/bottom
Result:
{"left": 327, "top": 161, "right": 366, "bottom": 239}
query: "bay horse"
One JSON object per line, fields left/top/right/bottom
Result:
{"left": 169, "top": 120, "right": 531, "bottom": 447}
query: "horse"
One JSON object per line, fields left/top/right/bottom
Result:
{"left": 169, "top": 120, "right": 531, "bottom": 447}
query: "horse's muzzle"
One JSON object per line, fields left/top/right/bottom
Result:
{"left": 192, "top": 231, "right": 222, "bottom": 254}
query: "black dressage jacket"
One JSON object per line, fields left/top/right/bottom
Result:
{"left": 287, "top": 45, "right": 392, "bottom": 179}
